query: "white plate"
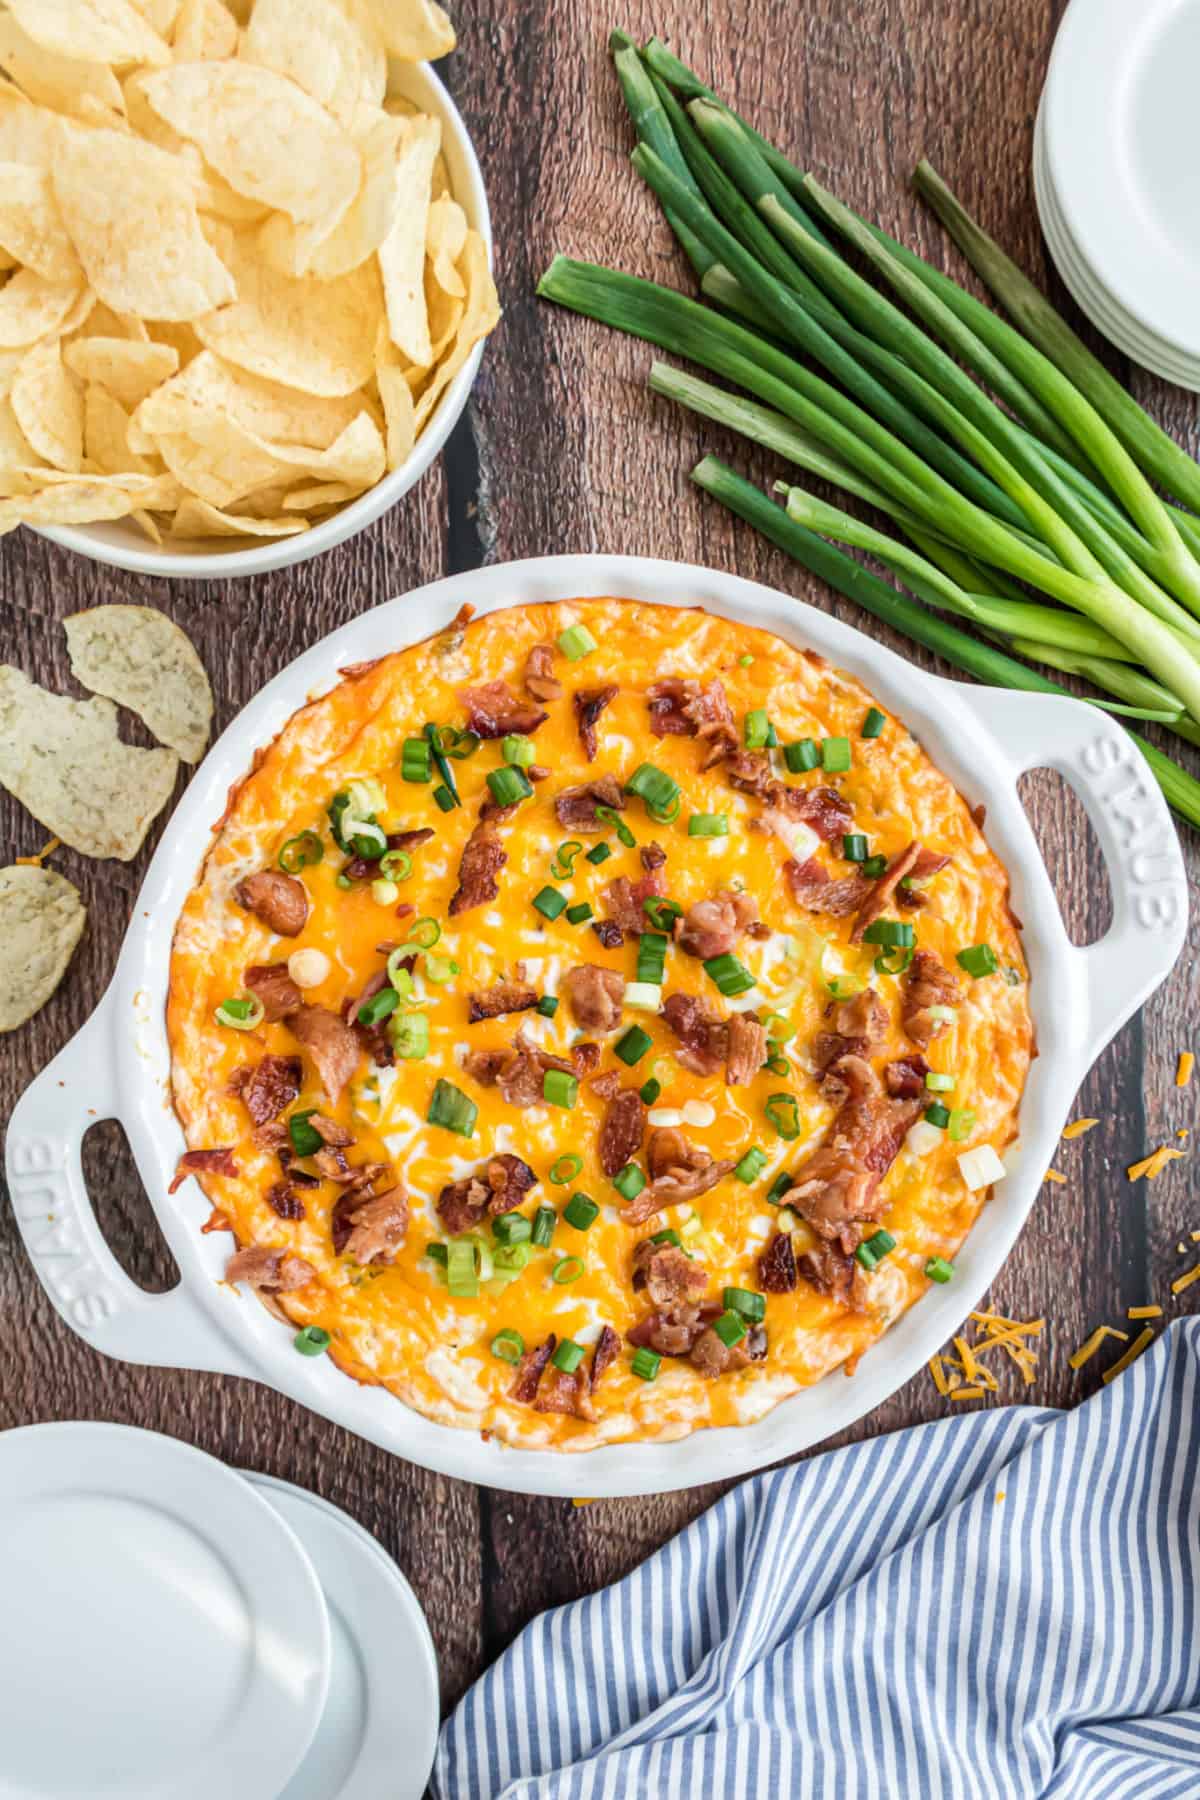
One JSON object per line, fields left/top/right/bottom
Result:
{"left": 245, "top": 1475, "right": 439, "bottom": 1800}
{"left": 1042, "top": 0, "right": 1200, "bottom": 360}
{"left": 0, "top": 1423, "right": 331, "bottom": 1800}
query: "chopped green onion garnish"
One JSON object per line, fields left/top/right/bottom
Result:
{"left": 563, "top": 1192, "right": 599, "bottom": 1231}
{"left": 765, "top": 723, "right": 779, "bottom": 748}
{"left": 688, "top": 812, "right": 729, "bottom": 837}
{"left": 335, "top": 873, "right": 353, "bottom": 889}
{"left": 551, "top": 840, "right": 583, "bottom": 879}
{"left": 784, "top": 738, "right": 819, "bottom": 773}
{"left": 765, "top": 1092, "right": 801, "bottom": 1141}
{"left": 631, "top": 1346, "right": 661, "bottom": 1381}
{"left": 531, "top": 1206, "right": 557, "bottom": 1248}
{"left": 766, "top": 1170, "right": 794, "bottom": 1205}
{"left": 288, "top": 1110, "right": 322, "bottom": 1157}
{"left": 929, "top": 1004, "right": 958, "bottom": 1023}
{"left": 431, "top": 725, "right": 480, "bottom": 761}
{"left": 552, "top": 1339, "right": 585, "bottom": 1374}
{"left": 636, "top": 932, "right": 669, "bottom": 984}
{"left": 595, "top": 803, "right": 635, "bottom": 847}
{"left": 764, "top": 1049, "right": 790, "bottom": 1077}
{"left": 821, "top": 737, "right": 852, "bottom": 772}
{"left": 371, "top": 878, "right": 399, "bottom": 906}
{"left": 862, "top": 854, "right": 888, "bottom": 879}
{"left": 843, "top": 832, "right": 869, "bottom": 862}
{"left": 278, "top": 830, "right": 323, "bottom": 873}
{"left": 294, "top": 1325, "right": 331, "bottom": 1356}
{"left": 862, "top": 707, "right": 887, "bottom": 738}
{"left": 703, "top": 952, "right": 755, "bottom": 997}
{"left": 379, "top": 848, "right": 413, "bottom": 882}
{"left": 614, "top": 1024, "right": 653, "bottom": 1066}
{"left": 446, "top": 1238, "right": 478, "bottom": 1297}
{"left": 501, "top": 734, "right": 536, "bottom": 767}
{"left": 861, "top": 919, "right": 916, "bottom": 948}
{"left": 536, "top": 995, "right": 559, "bottom": 1018}
{"left": 744, "top": 708, "right": 770, "bottom": 749}
{"left": 552, "top": 1255, "right": 584, "bottom": 1284}
{"left": 493, "top": 1212, "right": 532, "bottom": 1245}
{"left": 855, "top": 1228, "right": 897, "bottom": 1271}
{"left": 406, "top": 915, "right": 441, "bottom": 949}
{"left": 626, "top": 763, "right": 680, "bottom": 812}
{"left": 401, "top": 738, "right": 432, "bottom": 782}
{"left": 925, "top": 1072, "right": 956, "bottom": 1093}
{"left": 648, "top": 793, "right": 681, "bottom": 824}
{"left": 723, "top": 1286, "right": 766, "bottom": 1322}
{"left": 533, "top": 885, "right": 567, "bottom": 920}
{"left": 642, "top": 897, "right": 682, "bottom": 932}
{"left": 738, "top": 653, "right": 754, "bottom": 668}
{"left": 649, "top": 1227, "right": 683, "bottom": 1247}
{"left": 386, "top": 950, "right": 415, "bottom": 993}
{"left": 491, "top": 1328, "right": 525, "bottom": 1364}
{"left": 624, "top": 980, "right": 662, "bottom": 1011}
{"left": 925, "top": 1256, "right": 954, "bottom": 1284}
{"left": 565, "top": 901, "right": 593, "bottom": 925}
{"left": 558, "top": 624, "right": 597, "bottom": 661}
{"left": 424, "top": 721, "right": 460, "bottom": 805}
{"left": 214, "top": 995, "right": 264, "bottom": 1030}
{"left": 613, "top": 1163, "right": 645, "bottom": 1201}
{"left": 924, "top": 1102, "right": 951, "bottom": 1129}
{"left": 487, "top": 765, "right": 533, "bottom": 807}
{"left": 389, "top": 1012, "right": 430, "bottom": 1059}
{"left": 550, "top": 1153, "right": 583, "bottom": 1184}
{"left": 826, "top": 976, "right": 865, "bottom": 1000}
{"left": 957, "top": 943, "right": 999, "bottom": 978}
{"left": 734, "top": 1147, "right": 768, "bottom": 1183}
{"left": 358, "top": 987, "right": 399, "bottom": 1026}
{"left": 428, "top": 1078, "right": 477, "bottom": 1137}
{"left": 713, "top": 1310, "right": 747, "bottom": 1348}
{"left": 761, "top": 1011, "right": 796, "bottom": 1044}
{"left": 543, "top": 1068, "right": 578, "bottom": 1109}
{"left": 433, "top": 784, "right": 456, "bottom": 812}
{"left": 586, "top": 842, "right": 612, "bottom": 865}
{"left": 639, "top": 1077, "right": 661, "bottom": 1105}
{"left": 426, "top": 1242, "right": 448, "bottom": 1267}
{"left": 493, "top": 1243, "right": 529, "bottom": 1278}
{"left": 874, "top": 947, "right": 915, "bottom": 975}
{"left": 948, "top": 1107, "right": 977, "bottom": 1143}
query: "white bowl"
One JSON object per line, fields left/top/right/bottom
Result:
{"left": 6, "top": 556, "right": 1187, "bottom": 1496}
{"left": 32, "top": 57, "right": 492, "bottom": 581}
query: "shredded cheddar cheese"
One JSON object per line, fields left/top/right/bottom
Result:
{"left": 1127, "top": 1145, "right": 1187, "bottom": 1181}
{"left": 1062, "top": 1118, "right": 1099, "bottom": 1141}
{"left": 1102, "top": 1327, "right": 1155, "bottom": 1384}
{"left": 1069, "top": 1325, "right": 1129, "bottom": 1369}
{"left": 950, "top": 1386, "right": 985, "bottom": 1401}
{"left": 1177, "top": 1052, "right": 1194, "bottom": 1088}
{"left": 14, "top": 837, "right": 60, "bottom": 867}
{"left": 1127, "top": 1304, "right": 1163, "bottom": 1320}
{"left": 1044, "top": 1169, "right": 1067, "bottom": 1184}
{"left": 929, "top": 1310, "right": 1042, "bottom": 1401}
{"left": 1171, "top": 1263, "right": 1200, "bottom": 1296}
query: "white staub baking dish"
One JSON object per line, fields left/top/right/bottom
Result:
{"left": 6, "top": 556, "right": 1188, "bottom": 1497}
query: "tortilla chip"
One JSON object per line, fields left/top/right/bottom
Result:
{"left": 52, "top": 125, "right": 236, "bottom": 321}
{"left": 6, "top": 0, "right": 172, "bottom": 68}
{"left": 10, "top": 338, "right": 83, "bottom": 470}
{"left": 0, "top": 268, "right": 85, "bottom": 349}
{"left": 0, "top": 17, "right": 125, "bottom": 123}
{"left": 63, "top": 336, "right": 178, "bottom": 411}
{"left": 361, "top": 0, "right": 455, "bottom": 60}
{"left": 0, "top": 666, "right": 178, "bottom": 859}
{"left": 0, "top": 864, "right": 87, "bottom": 1032}
{"left": 65, "top": 603, "right": 212, "bottom": 761}
{"left": 240, "top": 0, "right": 387, "bottom": 131}
{"left": 193, "top": 231, "right": 382, "bottom": 397}
{"left": 171, "top": 496, "right": 310, "bottom": 538}
{"left": 377, "top": 114, "right": 440, "bottom": 365}
{"left": 0, "top": 164, "right": 84, "bottom": 286}
{"left": 172, "top": 0, "right": 238, "bottom": 60}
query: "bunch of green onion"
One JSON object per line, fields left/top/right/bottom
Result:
{"left": 536, "top": 32, "right": 1200, "bottom": 826}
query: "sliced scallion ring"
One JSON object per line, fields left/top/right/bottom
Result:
{"left": 215, "top": 995, "right": 264, "bottom": 1031}
{"left": 765, "top": 1091, "right": 801, "bottom": 1141}
{"left": 423, "top": 952, "right": 460, "bottom": 984}
{"left": 278, "top": 830, "right": 323, "bottom": 873}
{"left": 386, "top": 949, "right": 415, "bottom": 991}
{"left": 379, "top": 848, "right": 413, "bottom": 881}
{"left": 549, "top": 1153, "right": 583, "bottom": 1185}
{"left": 551, "top": 839, "right": 584, "bottom": 879}
{"left": 407, "top": 915, "right": 441, "bottom": 949}
{"left": 595, "top": 803, "right": 636, "bottom": 847}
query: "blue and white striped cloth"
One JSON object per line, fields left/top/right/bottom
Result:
{"left": 434, "top": 1319, "right": 1200, "bottom": 1800}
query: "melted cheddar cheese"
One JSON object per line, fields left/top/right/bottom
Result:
{"left": 168, "top": 598, "right": 1033, "bottom": 1451}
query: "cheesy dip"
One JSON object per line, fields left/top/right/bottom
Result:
{"left": 168, "top": 598, "right": 1033, "bottom": 1451}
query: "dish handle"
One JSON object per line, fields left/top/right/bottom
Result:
{"left": 968, "top": 688, "right": 1188, "bottom": 1056}
{"left": 6, "top": 991, "right": 248, "bottom": 1376}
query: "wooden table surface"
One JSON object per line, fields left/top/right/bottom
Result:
{"left": 2, "top": 0, "right": 1198, "bottom": 1722}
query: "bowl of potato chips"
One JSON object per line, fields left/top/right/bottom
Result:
{"left": 0, "top": 0, "right": 498, "bottom": 577}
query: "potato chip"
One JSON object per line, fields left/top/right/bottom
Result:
{"left": 426, "top": 195, "right": 467, "bottom": 298}
{"left": 193, "top": 231, "right": 381, "bottom": 397}
{"left": 140, "top": 62, "right": 362, "bottom": 252}
{"left": 298, "top": 108, "right": 404, "bottom": 282}
{"left": 0, "top": 164, "right": 83, "bottom": 286}
{"left": 414, "top": 230, "right": 498, "bottom": 430}
{"left": 83, "top": 383, "right": 157, "bottom": 474}
{"left": 70, "top": 301, "right": 146, "bottom": 342}
{"left": 6, "top": 0, "right": 172, "bottom": 68}
{"left": 0, "top": 666, "right": 178, "bottom": 860}
{"left": 0, "top": 269, "right": 85, "bottom": 350}
{"left": 172, "top": 0, "right": 238, "bottom": 60}
{"left": 0, "top": 84, "right": 61, "bottom": 167}
{"left": 146, "top": 318, "right": 202, "bottom": 364}
{"left": 0, "top": 470, "right": 178, "bottom": 522}
{"left": 240, "top": 0, "right": 387, "bottom": 131}
{"left": 0, "top": 396, "right": 41, "bottom": 469}
{"left": 52, "top": 126, "right": 236, "bottom": 321}
{"left": 150, "top": 420, "right": 284, "bottom": 507}
{"left": 64, "top": 336, "right": 179, "bottom": 411}
{"left": 361, "top": 0, "right": 455, "bottom": 60}
{"left": 374, "top": 325, "right": 416, "bottom": 472}
{"left": 0, "top": 864, "right": 87, "bottom": 1032}
{"left": 280, "top": 480, "right": 365, "bottom": 511}
{"left": 378, "top": 114, "right": 440, "bottom": 365}
{"left": 0, "top": 16, "right": 126, "bottom": 122}
{"left": 133, "top": 349, "right": 366, "bottom": 451}
{"left": 171, "top": 496, "right": 310, "bottom": 538}
{"left": 134, "top": 0, "right": 182, "bottom": 33}
{"left": 65, "top": 603, "right": 213, "bottom": 761}
{"left": 11, "top": 339, "right": 83, "bottom": 470}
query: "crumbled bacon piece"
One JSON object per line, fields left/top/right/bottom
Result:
{"left": 449, "top": 818, "right": 507, "bottom": 917}
{"left": 314, "top": 1146, "right": 351, "bottom": 1181}
{"left": 277, "top": 1151, "right": 319, "bottom": 1189}
{"left": 458, "top": 678, "right": 548, "bottom": 739}
{"left": 646, "top": 677, "right": 737, "bottom": 766}
{"left": 812, "top": 989, "right": 888, "bottom": 1085}
{"left": 235, "top": 870, "right": 309, "bottom": 937}
{"left": 230, "top": 1054, "right": 302, "bottom": 1126}
{"left": 437, "top": 1153, "right": 537, "bottom": 1235}
{"left": 884, "top": 1054, "right": 929, "bottom": 1099}
{"left": 225, "top": 1245, "right": 315, "bottom": 1292}
{"left": 574, "top": 684, "right": 618, "bottom": 761}
{"left": 288, "top": 1006, "right": 360, "bottom": 1105}
{"left": 524, "top": 642, "right": 562, "bottom": 701}
{"left": 592, "top": 919, "right": 624, "bottom": 949}
{"left": 777, "top": 785, "right": 854, "bottom": 842}
{"left": 627, "top": 1302, "right": 721, "bottom": 1356}
{"left": 785, "top": 856, "right": 870, "bottom": 918}
{"left": 553, "top": 774, "right": 626, "bottom": 832}
{"left": 632, "top": 1238, "right": 708, "bottom": 1307}
{"left": 589, "top": 1069, "right": 622, "bottom": 1103}
{"left": 599, "top": 1088, "right": 647, "bottom": 1177}
{"left": 335, "top": 1188, "right": 409, "bottom": 1264}
{"left": 758, "top": 1232, "right": 798, "bottom": 1292}
{"left": 343, "top": 827, "right": 435, "bottom": 882}
{"left": 640, "top": 841, "right": 667, "bottom": 872}
{"left": 675, "top": 887, "right": 760, "bottom": 961}
{"left": 244, "top": 962, "right": 301, "bottom": 1022}
{"left": 266, "top": 1180, "right": 305, "bottom": 1221}
{"left": 591, "top": 1324, "right": 620, "bottom": 1387}
{"left": 896, "top": 847, "right": 952, "bottom": 909}
{"left": 310, "top": 1113, "right": 354, "bottom": 1147}
{"left": 902, "top": 949, "right": 962, "bottom": 1049}
{"left": 660, "top": 991, "right": 727, "bottom": 1076}
{"left": 253, "top": 1122, "right": 290, "bottom": 1153}
{"left": 168, "top": 1147, "right": 237, "bottom": 1194}
{"left": 781, "top": 1055, "right": 924, "bottom": 1237}
{"left": 849, "top": 842, "right": 922, "bottom": 944}
{"left": 511, "top": 1334, "right": 556, "bottom": 1404}
{"left": 798, "top": 1240, "right": 868, "bottom": 1311}
{"left": 467, "top": 979, "right": 539, "bottom": 1023}
{"left": 625, "top": 1127, "right": 735, "bottom": 1222}
{"left": 726, "top": 1011, "right": 768, "bottom": 1086}
{"left": 601, "top": 867, "right": 666, "bottom": 936}
{"left": 691, "top": 1320, "right": 766, "bottom": 1377}
{"left": 534, "top": 1367, "right": 596, "bottom": 1421}
{"left": 562, "top": 963, "right": 624, "bottom": 1033}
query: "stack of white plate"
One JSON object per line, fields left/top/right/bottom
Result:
{"left": 1036, "top": 0, "right": 1200, "bottom": 390}
{"left": 0, "top": 1424, "right": 439, "bottom": 1800}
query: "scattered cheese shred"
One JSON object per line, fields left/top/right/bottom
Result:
{"left": 928, "top": 1356, "right": 952, "bottom": 1396}
{"left": 950, "top": 1385, "right": 985, "bottom": 1401}
{"left": 1177, "top": 1052, "right": 1194, "bottom": 1088}
{"left": 14, "top": 836, "right": 59, "bottom": 867}
{"left": 1044, "top": 1168, "right": 1067, "bottom": 1184}
{"left": 571, "top": 1497, "right": 597, "bottom": 1507}
{"left": 994, "top": 1491, "right": 1006, "bottom": 1503}
{"left": 1068, "top": 1325, "right": 1129, "bottom": 1370}
{"left": 1191, "top": 1230, "right": 1200, "bottom": 1243}
{"left": 930, "top": 1311, "right": 1043, "bottom": 1402}
{"left": 1171, "top": 1263, "right": 1200, "bottom": 1296}
{"left": 1128, "top": 1304, "right": 1163, "bottom": 1320}
{"left": 1062, "top": 1118, "right": 1099, "bottom": 1140}
{"left": 1127, "top": 1145, "right": 1187, "bottom": 1181}
{"left": 1102, "top": 1327, "right": 1156, "bottom": 1384}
